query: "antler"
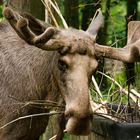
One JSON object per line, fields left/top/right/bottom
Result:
{"left": 95, "top": 43, "right": 140, "bottom": 63}
{"left": 16, "top": 17, "right": 55, "bottom": 45}
{"left": 4, "top": 7, "right": 140, "bottom": 62}
{"left": 3, "top": 7, "right": 64, "bottom": 51}
{"left": 86, "top": 9, "right": 140, "bottom": 63}
{"left": 3, "top": 7, "right": 27, "bottom": 41}
{"left": 94, "top": 21, "right": 140, "bottom": 63}
{"left": 21, "top": 13, "right": 49, "bottom": 35}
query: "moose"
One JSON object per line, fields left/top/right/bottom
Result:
{"left": 0, "top": 6, "right": 139, "bottom": 140}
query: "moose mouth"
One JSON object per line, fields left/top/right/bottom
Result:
{"left": 65, "top": 116, "right": 91, "bottom": 135}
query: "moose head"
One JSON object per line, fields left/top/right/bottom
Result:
{"left": 3, "top": 7, "right": 140, "bottom": 136}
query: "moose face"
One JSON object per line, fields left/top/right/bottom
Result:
{"left": 57, "top": 53, "right": 97, "bottom": 135}
{"left": 52, "top": 29, "right": 98, "bottom": 134}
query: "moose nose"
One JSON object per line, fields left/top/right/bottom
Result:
{"left": 65, "top": 107, "right": 92, "bottom": 120}
{"left": 65, "top": 105, "right": 92, "bottom": 135}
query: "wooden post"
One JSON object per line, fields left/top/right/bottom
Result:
{"left": 69, "top": 132, "right": 110, "bottom": 140}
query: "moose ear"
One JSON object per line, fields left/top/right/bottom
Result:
{"left": 86, "top": 8, "right": 104, "bottom": 38}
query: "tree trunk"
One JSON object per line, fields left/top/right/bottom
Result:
{"left": 64, "top": 0, "right": 79, "bottom": 28}
{"left": 127, "top": 0, "right": 137, "bottom": 21}
{"left": 81, "top": 0, "right": 100, "bottom": 30}
{"left": 9, "top": 0, "right": 45, "bottom": 20}
{"left": 98, "top": 0, "right": 110, "bottom": 44}
{"left": 0, "top": 0, "right": 2, "bottom": 5}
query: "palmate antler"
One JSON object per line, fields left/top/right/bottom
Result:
{"left": 3, "top": 7, "right": 64, "bottom": 51}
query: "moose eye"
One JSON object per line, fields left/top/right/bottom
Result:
{"left": 58, "top": 60, "right": 68, "bottom": 72}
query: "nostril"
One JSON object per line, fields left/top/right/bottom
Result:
{"left": 65, "top": 112, "right": 72, "bottom": 118}
{"left": 65, "top": 110, "right": 74, "bottom": 120}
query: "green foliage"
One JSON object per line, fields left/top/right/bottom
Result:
{"left": 0, "top": 5, "right": 3, "bottom": 21}
{"left": 63, "top": 133, "right": 70, "bottom": 140}
{"left": 103, "top": 0, "right": 127, "bottom": 47}
{"left": 135, "top": 63, "right": 140, "bottom": 90}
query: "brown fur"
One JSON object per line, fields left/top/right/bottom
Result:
{"left": 0, "top": 22, "right": 61, "bottom": 140}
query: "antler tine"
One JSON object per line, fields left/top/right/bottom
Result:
{"left": 22, "top": 13, "right": 48, "bottom": 33}
{"left": 3, "top": 7, "right": 56, "bottom": 47}
{"left": 3, "top": 7, "right": 26, "bottom": 40}
{"left": 17, "top": 18, "right": 56, "bottom": 46}
{"left": 17, "top": 18, "right": 36, "bottom": 44}
{"left": 31, "top": 27, "right": 56, "bottom": 46}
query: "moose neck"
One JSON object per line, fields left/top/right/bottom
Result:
{"left": 0, "top": 22, "right": 61, "bottom": 103}
{"left": 24, "top": 49, "right": 61, "bottom": 102}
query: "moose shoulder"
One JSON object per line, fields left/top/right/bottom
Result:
{"left": 0, "top": 18, "right": 57, "bottom": 140}
{"left": 0, "top": 7, "right": 140, "bottom": 140}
